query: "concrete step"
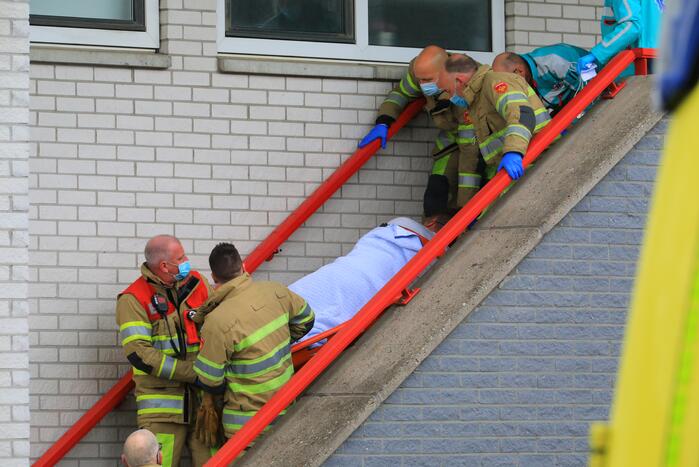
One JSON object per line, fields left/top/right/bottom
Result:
{"left": 238, "top": 76, "right": 664, "bottom": 467}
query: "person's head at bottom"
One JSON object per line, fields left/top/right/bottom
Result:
{"left": 121, "top": 429, "right": 161, "bottom": 467}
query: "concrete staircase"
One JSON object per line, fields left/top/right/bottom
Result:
{"left": 238, "top": 76, "right": 664, "bottom": 466}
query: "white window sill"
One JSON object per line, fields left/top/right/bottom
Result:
{"left": 217, "top": 54, "right": 405, "bottom": 80}
{"left": 30, "top": 45, "right": 170, "bottom": 69}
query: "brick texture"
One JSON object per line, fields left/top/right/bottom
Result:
{"left": 0, "top": 0, "right": 31, "bottom": 465}
{"left": 325, "top": 120, "right": 665, "bottom": 466}
{"left": 506, "top": 0, "right": 604, "bottom": 52}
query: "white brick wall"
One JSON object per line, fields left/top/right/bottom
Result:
{"left": 506, "top": 0, "right": 603, "bottom": 52}
{"left": 0, "top": 0, "right": 30, "bottom": 464}
{"left": 26, "top": 0, "right": 610, "bottom": 463}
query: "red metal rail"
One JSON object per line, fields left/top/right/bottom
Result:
{"left": 634, "top": 48, "right": 657, "bottom": 76}
{"left": 31, "top": 99, "right": 425, "bottom": 467}
{"left": 244, "top": 99, "right": 426, "bottom": 272}
{"left": 205, "top": 48, "right": 649, "bottom": 465}
{"left": 31, "top": 372, "right": 134, "bottom": 467}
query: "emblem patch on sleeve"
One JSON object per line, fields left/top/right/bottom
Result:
{"left": 494, "top": 82, "right": 508, "bottom": 93}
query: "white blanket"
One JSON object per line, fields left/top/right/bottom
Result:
{"left": 289, "top": 218, "right": 432, "bottom": 344}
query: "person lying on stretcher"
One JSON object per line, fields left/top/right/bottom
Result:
{"left": 288, "top": 215, "right": 448, "bottom": 346}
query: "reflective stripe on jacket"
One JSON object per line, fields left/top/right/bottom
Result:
{"left": 116, "top": 264, "right": 211, "bottom": 424}
{"left": 462, "top": 66, "right": 551, "bottom": 168}
{"left": 377, "top": 56, "right": 468, "bottom": 133}
{"left": 194, "top": 273, "right": 314, "bottom": 438}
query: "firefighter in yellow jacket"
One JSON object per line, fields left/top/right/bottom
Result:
{"left": 437, "top": 54, "right": 552, "bottom": 181}
{"left": 358, "top": 45, "right": 482, "bottom": 218}
{"left": 116, "top": 234, "right": 213, "bottom": 467}
{"left": 193, "top": 242, "right": 314, "bottom": 440}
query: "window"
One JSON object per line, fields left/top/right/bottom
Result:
{"left": 226, "top": 0, "right": 354, "bottom": 44}
{"left": 30, "top": 0, "right": 159, "bottom": 49}
{"left": 368, "top": 0, "right": 492, "bottom": 52}
{"left": 218, "top": 0, "right": 504, "bottom": 64}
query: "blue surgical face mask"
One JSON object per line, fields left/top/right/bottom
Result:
{"left": 169, "top": 260, "right": 191, "bottom": 281}
{"left": 420, "top": 82, "right": 442, "bottom": 96}
{"left": 450, "top": 93, "right": 468, "bottom": 108}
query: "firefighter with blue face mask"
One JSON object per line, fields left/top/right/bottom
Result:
{"left": 116, "top": 235, "right": 213, "bottom": 467}
{"left": 358, "top": 45, "right": 483, "bottom": 219}
{"left": 437, "top": 54, "right": 552, "bottom": 182}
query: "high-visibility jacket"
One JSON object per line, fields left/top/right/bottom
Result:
{"left": 116, "top": 264, "right": 211, "bottom": 425}
{"left": 461, "top": 65, "right": 552, "bottom": 168}
{"left": 591, "top": 0, "right": 663, "bottom": 66}
{"left": 193, "top": 273, "right": 314, "bottom": 438}
{"left": 377, "top": 57, "right": 481, "bottom": 195}
{"left": 521, "top": 43, "right": 590, "bottom": 114}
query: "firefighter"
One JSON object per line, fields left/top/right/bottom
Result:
{"left": 577, "top": 0, "right": 663, "bottom": 74}
{"left": 116, "top": 235, "right": 213, "bottom": 467}
{"left": 437, "top": 54, "right": 552, "bottom": 181}
{"left": 492, "top": 44, "right": 590, "bottom": 115}
{"left": 358, "top": 44, "right": 482, "bottom": 218}
{"left": 192, "top": 242, "right": 314, "bottom": 441}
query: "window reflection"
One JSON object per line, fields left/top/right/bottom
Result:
{"left": 228, "top": 0, "right": 353, "bottom": 43}
{"left": 31, "top": 0, "right": 134, "bottom": 21}
{"left": 369, "top": 0, "right": 491, "bottom": 52}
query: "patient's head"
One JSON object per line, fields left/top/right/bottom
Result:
{"left": 423, "top": 213, "right": 451, "bottom": 233}
{"left": 209, "top": 242, "right": 243, "bottom": 285}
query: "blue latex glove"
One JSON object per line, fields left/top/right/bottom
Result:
{"left": 576, "top": 54, "right": 597, "bottom": 75}
{"left": 358, "top": 123, "right": 388, "bottom": 149}
{"left": 498, "top": 152, "right": 524, "bottom": 180}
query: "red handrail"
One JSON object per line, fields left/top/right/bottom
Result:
{"left": 32, "top": 99, "right": 425, "bottom": 467}
{"left": 244, "top": 99, "right": 426, "bottom": 272}
{"left": 205, "top": 48, "right": 648, "bottom": 465}
{"left": 633, "top": 48, "right": 657, "bottom": 76}
{"left": 32, "top": 372, "right": 134, "bottom": 467}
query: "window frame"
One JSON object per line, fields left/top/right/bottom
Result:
{"left": 29, "top": 0, "right": 159, "bottom": 49}
{"left": 217, "top": 0, "right": 505, "bottom": 65}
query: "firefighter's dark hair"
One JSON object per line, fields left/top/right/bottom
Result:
{"left": 209, "top": 242, "right": 243, "bottom": 282}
